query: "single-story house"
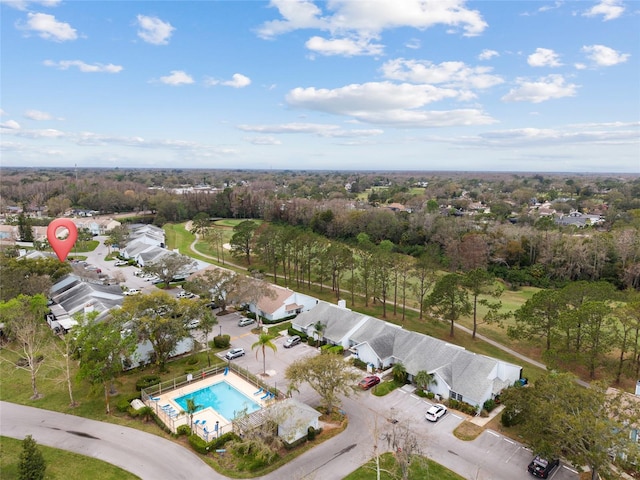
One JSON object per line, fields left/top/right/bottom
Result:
{"left": 232, "top": 397, "right": 321, "bottom": 446}
{"left": 273, "top": 398, "right": 321, "bottom": 445}
{"left": 250, "top": 284, "right": 318, "bottom": 322}
{"left": 127, "top": 224, "right": 166, "bottom": 248}
{"left": 48, "top": 274, "right": 194, "bottom": 369}
{"left": 72, "top": 218, "right": 121, "bottom": 236}
{"left": 49, "top": 275, "right": 124, "bottom": 322}
{"left": 293, "top": 300, "right": 369, "bottom": 345}
{"left": 293, "top": 300, "right": 522, "bottom": 410}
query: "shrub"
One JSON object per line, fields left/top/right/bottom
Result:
{"left": 213, "top": 431, "right": 240, "bottom": 448}
{"left": 188, "top": 434, "right": 209, "bottom": 455}
{"left": 328, "top": 345, "right": 343, "bottom": 355}
{"left": 352, "top": 358, "right": 367, "bottom": 370}
{"left": 307, "top": 426, "right": 317, "bottom": 441}
{"left": 116, "top": 398, "right": 131, "bottom": 413}
{"left": 483, "top": 399, "right": 496, "bottom": 412}
{"left": 415, "top": 389, "right": 427, "bottom": 398}
{"left": 177, "top": 424, "right": 191, "bottom": 436}
{"left": 287, "top": 327, "right": 307, "bottom": 341}
{"left": 212, "top": 334, "right": 231, "bottom": 349}
{"left": 426, "top": 391, "right": 435, "bottom": 399}
{"left": 136, "top": 374, "right": 161, "bottom": 391}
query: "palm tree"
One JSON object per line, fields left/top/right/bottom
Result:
{"left": 392, "top": 362, "right": 408, "bottom": 384}
{"left": 313, "top": 321, "right": 326, "bottom": 346}
{"left": 414, "top": 370, "right": 437, "bottom": 393}
{"left": 251, "top": 333, "right": 277, "bottom": 375}
{"left": 185, "top": 397, "right": 202, "bottom": 430}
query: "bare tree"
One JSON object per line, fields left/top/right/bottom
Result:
{"left": 143, "top": 252, "right": 197, "bottom": 287}
{"left": 0, "top": 294, "right": 50, "bottom": 399}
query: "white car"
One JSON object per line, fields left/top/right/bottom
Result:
{"left": 425, "top": 403, "right": 447, "bottom": 422}
{"left": 237, "top": 317, "right": 256, "bottom": 327}
{"left": 114, "top": 260, "right": 128, "bottom": 266}
{"left": 225, "top": 348, "right": 245, "bottom": 360}
{"left": 123, "top": 288, "right": 141, "bottom": 296}
{"left": 176, "top": 290, "right": 196, "bottom": 298}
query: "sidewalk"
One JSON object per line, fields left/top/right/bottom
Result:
{"left": 469, "top": 404, "right": 504, "bottom": 427}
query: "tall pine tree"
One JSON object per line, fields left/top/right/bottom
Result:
{"left": 19, "top": 435, "right": 46, "bottom": 480}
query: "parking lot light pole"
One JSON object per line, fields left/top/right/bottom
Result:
{"left": 219, "top": 325, "right": 222, "bottom": 336}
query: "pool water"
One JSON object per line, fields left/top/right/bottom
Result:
{"left": 174, "top": 381, "right": 260, "bottom": 420}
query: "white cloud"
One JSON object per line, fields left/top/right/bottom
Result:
{"left": 3, "top": 0, "right": 61, "bottom": 11}
{"left": 0, "top": 109, "right": 7, "bottom": 116}
{"left": 286, "top": 82, "right": 496, "bottom": 127}
{"left": 257, "top": 0, "right": 487, "bottom": 57}
{"left": 305, "top": 36, "right": 384, "bottom": 56}
{"left": 478, "top": 49, "right": 499, "bottom": 61}
{"left": 158, "top": 70, "right": 194, "bottom": 86}
{"left": 527, "top": 48, "right": 562, "bottom": 67}
{"left": 502, "top": 75, "right": 578, "bottom": 103}
{"left": 0, "top": 119, "right": 21, "bottom": 130}
{"left": 43, "top": 59, "right": 123, "bottom": 73}
{"left": 238, "top": 122, "right": 384, "bottom": 138}
{"left": 245, "top": 136, "right": 282, "bottom": 145}
{"left": 582, "top": 44, "right": 630, "bottom": 66}
{"left": 381, "top": 59, "right": 503, "bottom": 89}
{"left": 405, "top": 38, "right": 421, "bottom": 50}
{"left": 583, "top": 0, "right": 625, "bottom": 21}
{"left": 24, "top": 109, "right": 52, "bottom": 120}
{"left": 20, "top": 12, "right": 77, "bottom": 42}
{"left": 537, "top": 2, "right": 563, "bottom": 13}
{"left": 12, "top": 128, "right": 64, "bottom": 138}
{"left": 136, "top": 14, "right": 174, "bottom": 45}
{"left": 478, "top": 124, "right": 640, "bottom": 146}
{"left": 206, "top": 73, "right": 251, "bottom": 88}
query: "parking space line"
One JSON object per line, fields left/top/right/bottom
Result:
{"left": 487, "top": 431, "right": 500, "bottom": 437}
{"left": 503, "top": 438, "right": 515, "bottom": 444}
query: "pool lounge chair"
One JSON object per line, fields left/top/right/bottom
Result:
{"left": 260, "top": 391, "right": 270, "bottom": 400}
{"left": 253, "top": 388, "right": 263, "bottom": 396}
{"left": 194, "top": 420, "right": 201, "bottom": 425}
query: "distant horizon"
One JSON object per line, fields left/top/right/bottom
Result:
{"left": 1, "top": 165, "right": 638, "bottom": 177}
{"left": 1, "top": 1, "right": 638, "bottom": 173}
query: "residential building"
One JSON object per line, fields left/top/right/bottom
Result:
{"left": 294, "top": 300, "right": 522, "bottom": 410}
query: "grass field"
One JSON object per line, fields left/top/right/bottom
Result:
{"left": 343, "top": 452, "right": 465, "bottom": 480}
{"left": 0, "top": 436, "right": 140, "bottom": 480}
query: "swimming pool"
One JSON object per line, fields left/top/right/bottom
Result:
{"left": 174, "top": 381, "right": 260, "bottom": 420}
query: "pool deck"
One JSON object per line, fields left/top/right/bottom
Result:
{"left": 146, "top": 371, "right": 275, "bottom": 439}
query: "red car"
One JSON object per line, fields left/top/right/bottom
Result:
{"left": 358, "top": 375, "right": 381, "bottom": 390}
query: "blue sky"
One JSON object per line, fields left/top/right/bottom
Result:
{"left": 1, "top": 0, "right": 638, "bottom": 173}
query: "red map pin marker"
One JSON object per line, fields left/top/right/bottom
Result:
{"left": 47, "top": 218, "right": 78, "bottom": 262}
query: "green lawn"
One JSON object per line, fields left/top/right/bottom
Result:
{"left": 344, "top": 452, "right": 465, "bottom": 480}
{"left": 0, "top": 436, "right": 140, "bottom": 480}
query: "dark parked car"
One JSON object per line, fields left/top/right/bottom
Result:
{"left": 527, "top": 455, "right": 560, "bottom": 478}
{"left": 358, "top": 375, "right": 381, "bottom": 390}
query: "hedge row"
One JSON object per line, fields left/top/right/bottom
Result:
{"left": 188, "top": 431, "right": 240, "bottom": 455}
